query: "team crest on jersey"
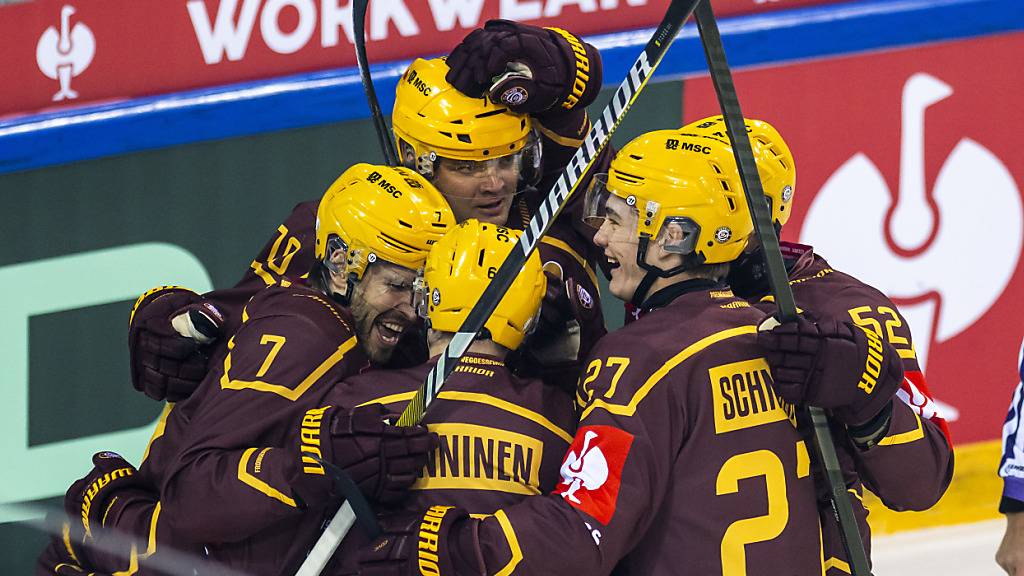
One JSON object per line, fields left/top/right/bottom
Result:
{"left": 555, "top": 425, "right": 633, "bottom": 524}
{"left": 576, "top": 284, "right": 593, "bottom": 309}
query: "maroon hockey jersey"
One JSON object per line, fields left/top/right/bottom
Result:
{"left": 140, "top": 283, "right": 368, "bottom": 575}
{"left": 463, "top": 284, "right": 826, "bottom": 575}
{"left": 324, "top": 353, "right": 577, "bottom": 574}
{"left": 755, "top": 242, "right": 954, "bottom": 574}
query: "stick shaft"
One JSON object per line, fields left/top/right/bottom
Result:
{"left": 692, "top": 2, "right": 871, "bottom": 574}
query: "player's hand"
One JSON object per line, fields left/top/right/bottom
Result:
{"left": 358, "top": 505, "right": 475, "bottom": 576}
{"left": 128, "top": 286, "right": 224, "bottom": 402}
{"left": 61, "top": 452, "right": 152, "bottom": 569}
{"left": 757, "top": 314, "right": 903, "bottom": 428}
{"left": 295, "top": 404, "right": 435, "bottom": 506}
{"left": 446, "top": 20, "right": 602, "bottom": 115}
{"left": 998, "top": 512, "right": 1024, "bottom": 575}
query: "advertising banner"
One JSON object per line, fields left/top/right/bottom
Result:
{"left": 2, "top": 0, "right": 843, "bottom": 118}
{"left": 683, "top": 32, "right": 1024, "bottom": 443}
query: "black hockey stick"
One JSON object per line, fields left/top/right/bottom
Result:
{"left": 353, "top": 0, "right": 398, "bottom": 166}
{"left": 692, "top": 1, "right": 872, "bottom": 574}
{"left": 293, "top": 2, "right": 702, "bottom": 574}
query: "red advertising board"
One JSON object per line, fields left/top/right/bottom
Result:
{"left": 2, "top": 0, "right": 842, "bottom": 119}
{"left": 683, "top": 32, "right": 1024, "bottom": 443}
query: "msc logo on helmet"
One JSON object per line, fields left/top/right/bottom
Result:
{"left": 665, "top": 139, "right": 711, "bottom": 155}
{"left": 404, "top": 69, "right": 433, "bottom": 96}
{"left": 366, "top": 171, "right": 403, "bottom": 198}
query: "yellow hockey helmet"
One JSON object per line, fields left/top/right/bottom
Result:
{"left": 681, "top": 116, "right": 796, "bottom": 227}
{"left": 392, "top": 57, "right": 537, "bottom": 182}
{"left": 584, "top": 128, "right": 755, "bottom": 269}
{"left": 315, "top": 163, "right": 456, "bottom": 280}
{"left": 418, "top": 219, "right": 546, "bottom": 350}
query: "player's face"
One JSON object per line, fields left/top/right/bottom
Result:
{"left": 592, "top": 194, "right": 643, "bottom": 302}
{"left": 350, "top": 262, "right": 418, "bottom": 364}
{"left": 432, "top": 155, "right": 519, "bottom": 225}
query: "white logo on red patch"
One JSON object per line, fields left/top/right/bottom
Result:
{"left": 555, "top": 425, "right": 633, "bottom": 524}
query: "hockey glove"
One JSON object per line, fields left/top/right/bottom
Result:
{"left": 358, "top": 505, "right": 479, "bottom": 576}
{"left": 291, "top": 404, "right": 435, "bottom": 507}
{"left": 757, "top": 314, "right": 903, "bottom": 429}
{"left": 446, "top": 20, "right": 602, "bottom": 115}
{"left": 60, "top": 452, "right": 155, "bottom": 570}
{"left": 128, "top": 286, "right": 224, "bottom": 402}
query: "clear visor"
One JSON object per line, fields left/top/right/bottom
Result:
{"left": 433, "top": 152, "right": 525, "bottom": 198}
{"left": 583, "top": 174, "right": 701, "bottom": 256}
{"left": 583, "top": 174, "right": 638, "bottom": 229}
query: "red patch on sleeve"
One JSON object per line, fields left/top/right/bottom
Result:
{"left": 901, "top": 370, "right": 952, "bottom": 443}
{"left": 553, "top": 425, "right": 633, "bottom": 524}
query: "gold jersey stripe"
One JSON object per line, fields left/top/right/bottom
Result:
{"left": 237, "top": 447, "right": 297, "bottom": 508}
{"left": 221, "top": 336, "right": 358, "bottom": 400}
{"left": 535, "top": 118, "right": 587, "bottom": 149}
{"left": 581, "top": 325, "right": 758, "bottom": 420}
{"left": 141, "top": 402, "right": 174, "bottom": 466}
{"left": 493, "top": 509, "right": 524, "bottom": 576}
{"left": 359, "top": 390, "right": 573, "bottom": 444}
{"left": 878, "top": 410, "right": 925, "bottom": 446}
{"left": 823, "top": 556, "right": 852, "bottom": 574}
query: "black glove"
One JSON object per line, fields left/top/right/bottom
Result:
{"left": 128, "top": 286, "right": 224, "bottom": 402}
{"left": 446, "top": 20, "right": 603, "bottom": 115}
{"left": 757, "top": 315, "right": 903, "bottom": 428}
{"left": 359, "top": 506, "right": 478, "bottom": 576}
{"left": 291, "top": 404, "right": 435, "bottom": 506}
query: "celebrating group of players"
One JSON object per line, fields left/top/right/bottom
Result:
{"left": 38, "top": 19, "right": 953, "bottom": 576}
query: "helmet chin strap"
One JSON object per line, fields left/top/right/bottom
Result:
{"left": 630, "top": 236, "right": 706, "bottom": 307}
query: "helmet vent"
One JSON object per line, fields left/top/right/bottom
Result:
{"left": 629, "top": 154, "right": 643, "bottom": 160}
{"left": 398, "top": 219, "right": 413, "bottom": 229}
{"left": 451, "top": 119, "right": 464, "bottom": 124}
{"left": 478, "top": 249, "right": 487, "bottom": 267}
{"left": 709, "top": 162, "right": 723, "bottom": 174}
{"left": 379, "top": 232, "right": 418, "bottom": 254}
{"left": 615, "top": 170, "right": 644, "bottom": 184}
{"left": 726, "top": 197, "right": 736, "bottom": 212}
{"left": 476, "top": 109, "right": 507, "bottom": 119}
{"left": 457, "top": 133, "right": 472, "bottom": 144}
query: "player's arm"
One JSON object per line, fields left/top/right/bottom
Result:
{"left": 997, "top": 343, "right": 1024, "bottom": 575}
{"left": 445, "top": 20, "right": 610, "bottom": 237}
{"left": 359, "top": 351, "right": 675, "bottom": 575}
{"left": 36, "top": 453, "right": 163, "bottom": 576}
{"left": 758, "top": 309, "right": 953, "bottom": 511}
{"left": 127, "top": 201, "right": 317, "bottom": 403}
{"left": 852, "top": 398, "right": 953, "bottom": 510}
{"left": 154, "top": 313, "right": 351, "bottom": 543}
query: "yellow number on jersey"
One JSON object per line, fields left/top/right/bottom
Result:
{"left": 578, "top": 356, "right": 631, "bottom": 407}
{"left": 255, "top": 334, "right": 287, "bottom": 377}
{"left": 848, "top": 305, "right": 914, "bottom": 358}
{"left": 716, "top": 441, "right": 811, "bottom": 575}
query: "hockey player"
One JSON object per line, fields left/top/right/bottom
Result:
{"left": 676, "top": 116, "right": 953, "bottom": 572}
{"left": 129, "top": 22, "right": 607, "bottom": 404}
{"left": 37, "top": 163, "right": 454, "bottom": 575}
{"left": 996, "top": 337, "right": 1024, "bottom": 575}
{"left": 322, "top": 219, "right": 577, "bottom": 573}
{"left": 357, "top": 128, "right": 850, "bottom": 575}
{"left": 40, "top": 218, "right": 574, "bottom": 576}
